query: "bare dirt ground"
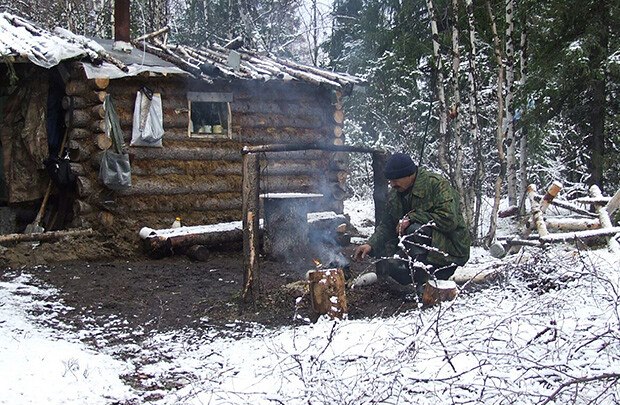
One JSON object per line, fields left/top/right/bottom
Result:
{"left": 0, "top": 229, "right": 419, "bottom": 343}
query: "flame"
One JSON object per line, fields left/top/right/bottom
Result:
{"left": 312, "top": 258, "right": 322, "bottom": 268}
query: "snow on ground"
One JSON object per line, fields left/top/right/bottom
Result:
{"left": 0, "top": 272, "right": 135, "bottom": 404}
{"left": 1, "top": 198, "right": 619, "bottom": 404}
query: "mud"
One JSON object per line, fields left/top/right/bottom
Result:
{"left": 0, "top": 232, "right": 419, "bottom": 342}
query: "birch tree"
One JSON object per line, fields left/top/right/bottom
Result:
{"left": 425, "top": 0, "right": 449, "bottom": 176}
{"left": 485, "top": 0, "right": 506, "bottom": 245}
{"left": 463, "top": 0, "right": 483, "bottom": 237}
{"left": 449, "top": 0, "right": 465, "bottom": 211}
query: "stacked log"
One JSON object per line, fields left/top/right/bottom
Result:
{"left": 501, "top": 182, "right": 620, "bottom": 252}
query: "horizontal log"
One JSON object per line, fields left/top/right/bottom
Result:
{"left": 235, "top": 132, "right": 328, "bottom": 146}
{"left": 0, "top": 228, "right": 94, "bottom": 245}
{"left": 63, "top": 94, "right": 105, "bottom": 109}
{"left": 69, "top": 162, "right": 86, "bottom": 176}
{"left": 503, "top": 238, "right": 543, "bottom": 247}
{"left": 68, "top": 140, "right": 91, "bottom": 162}
{"left": 539, "top": 227, "right": 620, "bottom": 243}
{"left": 114, "top": 176, "right": 242, "bottom": 196}
{"left": 234, "top": 113, "right": 324, "bottom": 129}
{"left": 69, "top": 128, "right": 91, "bottom": 140}
{"left": 76, "top": 175, "right": 94, "bottom": 198}
{"left": 545, "top": 217, "right": 601, "bottom": 232}
{"left": 91, "top": 104, "right": 105, "bottom": 119}
{"left": 142, "top": 223, "right": 261, "bottom": 258}
{"left": 242, "top": 143, "right": 381, "bottom": 155}
{"left": 128, "top": 159, "right": 333, "bottom": 178}
{"left": 66, "top": 109, "right": 92, "bottom": 128}
{"left": 116, "top": 194, "right": 242, "bottom": 213}
{"left": 535, "top": 195, "right": 597, "bottom": 218}
{"left": 573, "top": 196, "right": 611, "bottom": 205}
{"left": 65, "top": 79, "right": 108, "bottom": 95}
{"left": 127, "top": 146, "right": 243, "bottom": 161}
{"left": 73, "top": 199, "right": 93, "bottom": 216}
{"left": 107, "top": 80, "right": 189, "bottom": 97}
{"left": 232, "top": 100, "right": 328, "bottom": 117}
{"left": 103, "top": 92, "right": 187, "bottom": 109}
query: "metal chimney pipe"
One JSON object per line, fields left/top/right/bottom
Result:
{"left": 114, "top": 0, "right": 130, "bottom": 43}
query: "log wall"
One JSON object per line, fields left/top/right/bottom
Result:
{"left": 65, "top": 65, "right": 348, "bottom": 230}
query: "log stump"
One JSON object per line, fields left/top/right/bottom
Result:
{"left": 422, "top": 280, "right": 459, "bottom": 307}
{"left": 307, "top": 268, "right": 348, "bottom": 319}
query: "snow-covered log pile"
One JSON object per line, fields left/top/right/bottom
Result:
{"left": 500, "top": 182, "right": 620, "bottom": 253}
{"left": 132, "top": 30, "right": 364, "bottom": 93}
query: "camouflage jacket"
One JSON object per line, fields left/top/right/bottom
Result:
{"left": 367, "top": 168, "right": 471, "bottom": 267}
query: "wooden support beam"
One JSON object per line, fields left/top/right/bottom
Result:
{"left": 242, "top": 152, "right": 260, "bottom": 304}
{"left": 589, "top": 185, "right": 620, "bottom": 253}
{"left": 509, "top": 182, "right": 561, "bottom": 253}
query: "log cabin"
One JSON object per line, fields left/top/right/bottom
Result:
{"left": 0, "top": 11, "right": 365, "bottom": 236}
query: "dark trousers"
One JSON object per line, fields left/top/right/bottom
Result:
{"left": 387, "top": 222, "right": 457, "bottom": 285}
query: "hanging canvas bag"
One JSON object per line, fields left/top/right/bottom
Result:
{"left": 130, "top": 87, "right": 164, "bottom": 147}
{"left": 99, "top": 95, "right": 132, "bottom": 190}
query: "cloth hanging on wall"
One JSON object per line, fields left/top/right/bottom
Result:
{"left": 130, "top": 88, "right": 164, "bottom": 147}
{"left": 99, "top": 95, "right": 131, "bottom": 190}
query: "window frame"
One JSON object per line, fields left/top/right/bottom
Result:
{"left": 187, "top": 92, "right": 233, "bottom": 139}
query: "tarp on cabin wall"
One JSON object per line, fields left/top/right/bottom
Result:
{"left": 0, "top": 75, "right": 49, "bottom": 203}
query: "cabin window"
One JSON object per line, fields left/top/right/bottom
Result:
{"left": 187, "top": 92, "right": 233, "bottom": 138}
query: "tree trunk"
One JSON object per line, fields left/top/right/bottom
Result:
{"left": 464, "top": 0, "right": 484, "bottom": 238}
{"left": 518, "top": 17, "right": 529, "bottom": 214}
{"left": 504, "top": 0, "right": 517, "bottom": 207}
{"left": 450, "top": 0, "right": 466, "bottom": 226}
{"left": 426, "top": 0, "right": 449, "bottom": 175}
{"left": 484, "top": 0, "right": 506, "bottom": 246}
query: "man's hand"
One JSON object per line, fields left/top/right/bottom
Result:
{"left": 397, "top": 217, "right": 410, "bottom": 236}
{"left": 353, "top": 244, "right": 372, "bottom": 261}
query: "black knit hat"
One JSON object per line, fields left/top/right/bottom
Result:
{"left": 385, "top": 153, "right": 418, "bottom": 180}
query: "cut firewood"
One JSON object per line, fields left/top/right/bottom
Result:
{"left": 422, "top": 279, "right": 458, "bottom": 307}
{"left": 307, "top": 268, "right": 348, "bottom": 319}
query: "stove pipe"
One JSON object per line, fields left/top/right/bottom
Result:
{"left": 114, "top": 0, "right": 131, "bottom": 50}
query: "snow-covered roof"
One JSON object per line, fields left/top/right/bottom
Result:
{"left": 0, "top": 12, "right": 364, "bottom": 92}
{"left": 134, "top": 36, "right": 364, "bottom": 92}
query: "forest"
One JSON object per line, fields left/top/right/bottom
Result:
{"left": 2, "top": 0, "right": 619, "bottom": 243}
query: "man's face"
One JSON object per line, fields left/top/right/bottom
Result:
{"left": 388, "top": 174, "right": 415, "bottom": 192}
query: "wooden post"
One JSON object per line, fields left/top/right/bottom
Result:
{"left": 307, "top": 268, "right": 348, "bottom": 319}
{"left": 509, "top": 182, "right": 561, "bottom": 253}
{"left": 589, "top": 185, "right": 620, "bottom": 253}
{"left": 605, "top": 187, "right": 620, "bottom": 217}
{"left": 528, "top": 184, "right": 549, "bottom": 238}
{"left": 372, "top": 151, "right": 388, "bottom": 227}
{"left": 242, "top": 152, "right": 260, "bottom": 302}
